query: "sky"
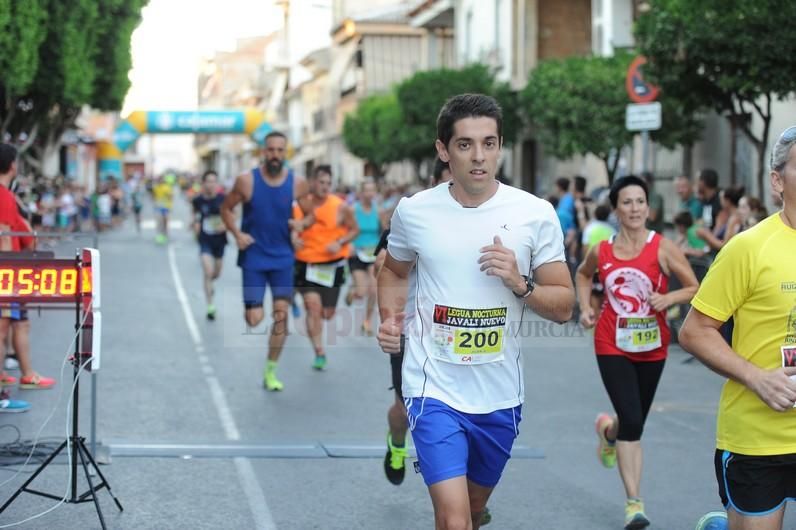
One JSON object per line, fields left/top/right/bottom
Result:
{"left": 121, "top": 0, "right": 284, "bottom": 172}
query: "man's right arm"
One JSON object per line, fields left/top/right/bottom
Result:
{"left": 221, "top": 173, "right": 253, "bottom": 248}
{"left": 679, "top": 238, "right": 796, "bottom": 411}
{"left": 377, "top": 253, "right": 413, "bottom": 355}
{"left": 680, "top": 309, "right": 796, "bottom": 411}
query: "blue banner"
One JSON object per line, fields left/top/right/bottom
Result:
{"left": 98, "top": 159, "right": 122, "bottom": 180}
{"left": 146, "top": 111, "right": 246, "bottom": 134}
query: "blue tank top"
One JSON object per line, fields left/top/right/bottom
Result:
{"left": 237, "top": 167, "right": 295, "bottom": 270}
{"left": 352, "top": 202, "right": 380, "bottom": 250}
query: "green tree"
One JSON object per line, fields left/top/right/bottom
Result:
{"left": 0, "top": 0, "right": 145, "bottom": 174}
{"left": 395, "top": 64, "right": 522, "bottom": 167}
{"left": 521, "top": 53, "right": 636, "bottom": 184}
{"left": 342, "top": 93, "right": 409, "bottom": 176}
{"left": 635, "top": 0, "right": 796, "bottom": 194}
{"left": 0, "top": 0, "right": 48, "bottom": 138}
{"left": 92, "top": 0, "right": 146, "bottom": 111}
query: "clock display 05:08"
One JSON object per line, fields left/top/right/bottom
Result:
{"left": 0, "top": 268, "right": 78, "bottom": 296}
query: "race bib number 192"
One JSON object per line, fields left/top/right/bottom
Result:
{"left": 615, "top": 316, "right": 661, "bottom": 353}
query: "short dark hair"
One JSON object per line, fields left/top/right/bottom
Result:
{"left": 201, "top": 170, "right": 218, "bottom": 182}
{"left": 436, "top": 94, "right": 503, "bottom": 148}
{"left": 574, "top": 176, "right": 587, "bottom": 193}
{"left": 609, "top": 175, "right": 648, "bottom": 208}
{"left": 723, "top": 186, "right": 745, "bottom": 207}
{"left": 0, "top": 143, "right": 18, "bottom": 174}
{"left": 555, "top": 177, "right": 570, "bottom": 192}
{"left": 312, "top": 164, "right": 332, "bottom": 178}
{"left": 594, "top": 204, "right": 611, "bottom": 221}
{"left": 674, "top": 211, "right": 694, "bottom": 228}
{"left": 264, "top": 131, "right": 287, "bottom": 143}
{"left": 431, "top": 157, "right": 449, "bottom": 185}
{"left": 698, "top": 168, "right": 719, "bottom": 189}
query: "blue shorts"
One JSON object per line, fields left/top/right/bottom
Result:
{"left": 242, "top": 267, "right": 293, "bottom": 307}
{"left": 0, "top": 304, "right": 27, "bottom": 321}
{"left": 405, "top": 397, "right": 521, "bottom": 487}
{"left": 199, "top": 238, "right": 226, "bottom": 259}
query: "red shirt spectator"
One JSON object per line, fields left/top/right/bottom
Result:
{"left": 0, "top": 143, "right": 33, "bottom": 251}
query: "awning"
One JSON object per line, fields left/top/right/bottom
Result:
{"left": 327, "top": 39, "right": 359, "bottom": 93}
{"left": 409, "top": 0, "right": 454, "bottom": 29}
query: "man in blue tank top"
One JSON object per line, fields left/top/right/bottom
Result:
{"left": 221, "top": 131, "right": 311, "bottom": 391}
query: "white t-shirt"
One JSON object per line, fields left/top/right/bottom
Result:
{"left": 388, "top": 182, "right": 565, "bottom": 413}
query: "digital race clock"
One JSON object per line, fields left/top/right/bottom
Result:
{"left": 0, "top": 258, "right": 91, "bottom": 303}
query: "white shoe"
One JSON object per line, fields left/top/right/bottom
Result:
{"left": 4, "top": 357, "right": 19, "bottom": 371}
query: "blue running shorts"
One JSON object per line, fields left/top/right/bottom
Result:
{"left": 242, "top": 267, "right": 294, "bottom": 307}
{"left": 405, "top": 397, "right": 521, "bottom": 487}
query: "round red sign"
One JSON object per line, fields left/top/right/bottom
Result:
{"left": 626, "top": 56, "right": 660, "bottom": 103}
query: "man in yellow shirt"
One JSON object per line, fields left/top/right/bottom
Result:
{"left": 680, "top": 125, "right": 796, "bottom": 530}
{"left": 153, "top": 173, "right": 175, "bottom": 244}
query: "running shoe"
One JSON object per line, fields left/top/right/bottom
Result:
{"left": 19, "top": 374, "right": 56, "bottom": 389}
{"left": 384, "top": 433, "right": 408, "bottom": 485}
{"left": 263, "top": 370, "right": 284, "bottom": 392}
{"left": 595, "top": 412, "right": 617, "bottom": 468}
{"left": 207, "top": 304, "right": 216, "bottom": 321}
{"left": 4, "top": 356, "right": 19, "bottom": 371}
{"left": 624, "top": 498, "right": 650, "bottom": 530}
{"left": 0, "top": 390, "right": 29, "bottom": 413}
{"left": 312, "top": 355, "right": 327, "bottom": 371}
{"left": 155, "top": 233, "right": 167, "bottom": 245}
{"left": 480, "top": 507, "right": 492, "bottom": 526}
{"left": 0, "top": 372, "right": 17, "bottom": 386}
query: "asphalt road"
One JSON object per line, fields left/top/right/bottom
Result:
{"left": 1, "top": 194, "right": 793, "bottom": 529}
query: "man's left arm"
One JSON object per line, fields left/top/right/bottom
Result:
{"left": 337, "top": 203, "right": 360, "bottom": 246}
{"left": 521, "top": 261, "right": 575, "bottom": 323}
{"left": 478, "top": 236, "right": 574, "bottom": 324}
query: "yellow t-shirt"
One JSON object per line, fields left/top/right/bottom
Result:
{"left": 153, "top": 182, "right": 173, "bottom": 209}
{"left": 691, "top": 213, "right": 796, "bottom": 455}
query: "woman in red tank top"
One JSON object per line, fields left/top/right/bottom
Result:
{"left": 575, "top": 175, "right": 698, "bottom": 529}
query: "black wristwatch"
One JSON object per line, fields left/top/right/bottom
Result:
{"left": 513, "top": 275, "right": 535, "bottom": 299}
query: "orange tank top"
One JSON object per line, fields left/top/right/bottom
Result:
{"left": 293, "top": 194, "right": 351, "bottom": 263}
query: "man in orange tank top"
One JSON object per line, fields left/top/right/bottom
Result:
{"left": 292, "top": 165, "right": 359, "bottom": 370}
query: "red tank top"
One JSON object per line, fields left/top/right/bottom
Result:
{"left": 594, "top": 231, "right": 669, "bottom": 361}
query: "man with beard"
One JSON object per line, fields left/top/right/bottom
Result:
{"left": 221, "top": 131, "right": 311, "bottom": 391}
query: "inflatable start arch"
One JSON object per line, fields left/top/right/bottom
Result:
{"left": 98, "top": 109, "right": 272, "bottom": 178}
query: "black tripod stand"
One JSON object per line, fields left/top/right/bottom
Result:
{"left": 0, "top": 279, "right": 122, "bottom": 529}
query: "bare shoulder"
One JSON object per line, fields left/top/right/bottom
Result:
{"left": 658, "top": 236, "right": 675, "bottom": 253}
{"left": 232, "top": 171, "right": 253, "bottom": 200}
{"left": 292, "top": 174, "right": 307, "bottom": 188}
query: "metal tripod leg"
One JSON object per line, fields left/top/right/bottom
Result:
{"left": 77, "top": 437, "right": 123, "bottom": 512}
{"left": 0, "top": 440, "right": 68, "bottom": 512}
{"left": 76, "top": 437, "right": 107, "bottom": 530}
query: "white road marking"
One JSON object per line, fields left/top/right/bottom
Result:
{"left": 141, "top": 219, "right": 185, "bottom": 230}
{"left": 167, "top": 244, "right": 276, "bottom": 530}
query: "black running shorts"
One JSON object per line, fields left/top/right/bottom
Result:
{"left": 715, "top": 449, "right": 796, "bottom": 515}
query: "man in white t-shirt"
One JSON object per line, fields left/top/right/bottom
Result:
{"left": 377, "top": 94, "right": 574, "bottom": 529}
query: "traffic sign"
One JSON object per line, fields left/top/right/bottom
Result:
{"left": 626, "top": 102, "right": 662, "bottom": 131}
{"left": 626, "top": 55, "right": 660, "bottom": 103}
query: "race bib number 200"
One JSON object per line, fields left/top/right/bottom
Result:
{"left": 431, "top": 304, "right": 507, "bottom": 365}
